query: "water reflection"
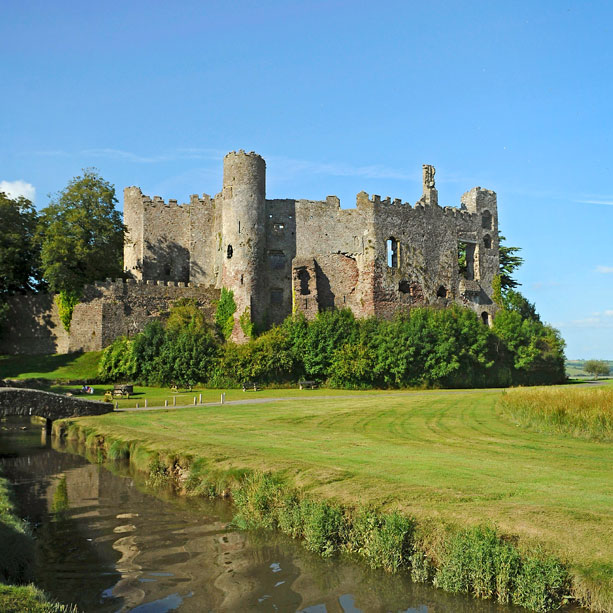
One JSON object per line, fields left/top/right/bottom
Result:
{"left": 0, "top": 418, "right": 529, "bottom": 612}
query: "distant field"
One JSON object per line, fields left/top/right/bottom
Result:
{"left": 566, "top": 359, "right": 613, "bottom": 378}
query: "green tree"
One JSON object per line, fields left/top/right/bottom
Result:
{"left": 0, "top": 192, "right": 42, "bottom": 296}
{"left": 0, "top": 192, "right": 42, "bottom": 333}
{"left": 498, "top": 233, "right": 524, "bottom": 291}
{"left": 132, "top": 320, "right": 167, "bottom": 384}
{"left": 496, "top": 235, "right": 540, "bottom": 322}
{"left": 302, "top": 309, "right": 359, "bottom": 378}
{"left": 38, "top": 169, "right": 124, "bottom": 296}
{"left": 584, "top": 359, "right": 610, "bottom": 379}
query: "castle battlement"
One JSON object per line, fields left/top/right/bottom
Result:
{"left": 123, "top": 151, "right": 500, "bottom": 340}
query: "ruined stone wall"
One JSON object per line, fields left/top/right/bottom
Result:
{"left": 368, "top": 191, "right": 499, "bottom": 320}
{"left": 0, "top": 294, "right": 70, "bottom": 355}
{"left": 263, "top": 199, "right": 297, "bottom": 325}
{"left": 0, "top": 281, "right": 220, "bottom": 355}
{"left": 123, "top": 188, "right": 221, "bottom": 286}
{"left": 293, "top": 195, "right": 376, "bottom": 318}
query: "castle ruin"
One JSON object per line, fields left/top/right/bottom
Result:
{"left": 124, "top": 150, "right": 499, "bottom": 340}
{"left": 0, "top": 151, "right": 499, "bottom": 354}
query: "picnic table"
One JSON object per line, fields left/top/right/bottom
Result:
{"left": 299, "top": 380, "right": 318, "bottom": 390}
{"left": 242, "top": 381, "right": 262, "bottom": 392}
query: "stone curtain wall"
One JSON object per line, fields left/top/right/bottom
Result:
{"left": 0, "top": 294, "right": 71, "bottom": 355}
{"left": 0, "top": 280, "right": 220, "bottom": 355}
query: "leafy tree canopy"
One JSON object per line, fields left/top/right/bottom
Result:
{"left": 498, "top": 233, "right": 524, "bottom": 291}
{"left": 584, "top": 359, "right": 610, "bottom": 378}
{"left": 0, "top": 192, "right": 42, "bottom": 295}
{"left": 37, "top": 169, "right": 124, "bottom": 295}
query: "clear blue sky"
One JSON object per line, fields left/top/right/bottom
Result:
{"left": 2, "top": 0, "right": 612, "bottom": 359}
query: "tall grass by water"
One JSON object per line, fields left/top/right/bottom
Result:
{"left": 499, "top": 386, "right": 613, "bottom": 441}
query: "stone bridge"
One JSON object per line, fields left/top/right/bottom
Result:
{"left": 0, "top": 388, "right": 113, "bottom": 430}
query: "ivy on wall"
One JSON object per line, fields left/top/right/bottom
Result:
{"left": 215, "top": 288, "right": 237, "bottom": 339}
{"left": 55, "top": 290, "right": 80, "bottom": 332}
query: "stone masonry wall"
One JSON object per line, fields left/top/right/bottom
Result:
{"left": 0, "top": 281, "right": 220, "bottom": 355}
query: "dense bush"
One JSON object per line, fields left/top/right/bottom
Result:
{"left": 99, "top": 298, "right": 566, "bottom": 388}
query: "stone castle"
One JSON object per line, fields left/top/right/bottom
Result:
{"left": 0, "top": 150, "right": 499, "bottom": 354}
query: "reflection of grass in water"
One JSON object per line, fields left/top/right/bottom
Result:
{"left": 51, "top": 476, "right": 68, "bottom": 514}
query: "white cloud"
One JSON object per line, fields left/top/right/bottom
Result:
{"left": 80, "top": 147, "right": 223, "bottom": 164}
{"left": 268, "top": 155, "right": 416, "bottom": 182}
{"left": 575, "top": 199, "right": 613, "bottom": 205}
{"left": 596, "top": 266, "right": 613, "bottom": 274}
{"left": 555, "top": 313, "right": 613, "bottom": 329}
{"left": 0, "top": 180, "right": 36, "bottom": 202}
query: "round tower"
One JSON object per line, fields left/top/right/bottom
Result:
{"left": 221, "top": 150, "right": 266, "bottom": 339}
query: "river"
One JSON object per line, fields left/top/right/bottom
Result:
{"left": 0, "top": 416, "right": 532, "bottom": 612}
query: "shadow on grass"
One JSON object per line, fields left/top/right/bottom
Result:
{"left": 0, "top": 353, "right": 81, "bottom": 379}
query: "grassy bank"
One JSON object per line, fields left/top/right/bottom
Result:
{"left": 0, "top": 472, "right": 77, "bottom": 612}
{"left": 499, "top": 386, "right": 613, "bottom": 441}
{"left": 0, "top": 351, "right": 102, "bottom": 381}
{"left": 56, "top": 389, "right": 613, "bottom": 611}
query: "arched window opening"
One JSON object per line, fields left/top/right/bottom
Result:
{"left": 227, "top": 244, "right": 233, "bottom": 259}
{"left": 481, "top": 210, "right": 493, "bottom": 230}
{"left": 481, "top": 311, "right": 490, "bottom": 325}
{"left": 437, "top": 286, "right": 447, "bottom": 298}
{"left": 483, "top": 234, "right": 492, "bottom": 249}
{"left": 398, "top": 280, "right": 410, "bottom": 294}
{"left": 387, "top": 237, "right": 398, "bottom": 268}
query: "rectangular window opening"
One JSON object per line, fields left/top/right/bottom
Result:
{"left": 270, "top": 288, "right": 283, "bottom": 305}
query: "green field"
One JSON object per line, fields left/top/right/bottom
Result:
{"left": 566, "top": 359, "right": 613, "bottom": 378}
{"left": 69, "top": 388, "right": 613, "bottom": 609}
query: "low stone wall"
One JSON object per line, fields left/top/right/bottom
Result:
{"left": 0, "top": 388, "right": 113, "bottom": 420}
{"left": 0, "top": 280, "right": 220, "bottom": 355}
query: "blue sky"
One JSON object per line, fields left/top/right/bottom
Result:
{"left": 2, "top": 0, "right": 612, "bottom": 358}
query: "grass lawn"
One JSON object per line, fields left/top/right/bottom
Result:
{"left": 0, "top": 352, "right": 102, "bottom": 381}
{"left": 71, "top": 388, "right": 613, "bottom": 599}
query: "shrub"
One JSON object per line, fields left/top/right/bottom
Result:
{"left": 434, "top": 526, "right": 568, "bottom": 611}
{"left": 98, "top": 336, "right": 137, "bottom": 382}
{"left": 300, "top": 499, "right": 344, "bottom": 556}
{"left": 350, "top": 508, "right": 416, "bottom": 571}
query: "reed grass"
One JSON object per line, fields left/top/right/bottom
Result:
{"left": 499, "top": 386, "right": 613, "bottom": 441}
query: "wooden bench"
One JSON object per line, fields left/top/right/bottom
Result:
{"left": 242, "top": 381, "right": 261, "bottom": 392}
{"left": 112, "top": 384, "right": 133, "bottom": 398}
{"left": 299, "top": 380, "right": 318, "bottom": 390}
